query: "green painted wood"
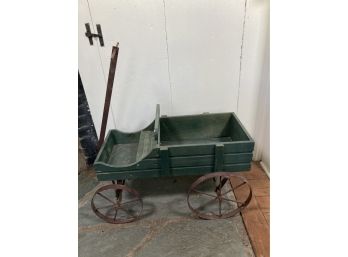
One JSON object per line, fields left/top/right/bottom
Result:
{"left": 214, "top": 144, "right": 224, "bottom": 171}
{"left": 168, "top": 144, "right": 214, "bottom": 156}
{"left": 96, "top": 152, "right": 252, "bottom": 173}
{"left": 171, "top": 163, "right": 251, "bottom": 176}
{"left": 167, "top": 141, "right": 253, "bottom": 157}
{"left": 147, "top": 148, "right": 159, "bottom": 158}
{"left": 96, "top": 169, "right": 161, "bottom": 181}
{"left": 160, "top": 147, "right": 170, "bottom": 175}
{"left": 224, "top": 142, "right": 254, "bottom": 153}
{"left": 230, "top": 113, "right": 254, "bottom": 141}
{"left": 154, "top": 104, "right": 160, "bottom": 144}
{"left": 168, "top": 152, "right": 252, "bottom": 168}
{"left": 94, "top": 158, "right": 160, "bottom": 172}
{"left": 160, "top": 113, "right": 232, "bottom": 142}
{"left": 96, "top": 163, "right": 251, "bottom": 181}
{"left": 136, "top": 130, "right": 156, "bottom": 161}
{"left": 94, "top": 111, "right": 254, "bottom": 180}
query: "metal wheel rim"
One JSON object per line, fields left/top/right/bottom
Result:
{"left": 91, "top": 184, "right": 143, "bottom": 224}
{"left": 187, "top": 172, "right": 252, "bottom": 220}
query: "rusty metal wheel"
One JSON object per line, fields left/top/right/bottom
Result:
{"left": 187, "top": 172, "right": 252, "bottom": 220}
{"left": 91, "top": 184, "right": 143, "bottom": 224}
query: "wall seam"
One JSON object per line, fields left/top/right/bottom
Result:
{"left": 236, "top": 0, "right": 248, "bottom": 114}
{"left": 162, "top": 0, "right": 174, "bottom": 114}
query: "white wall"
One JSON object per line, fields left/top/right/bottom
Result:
{"left": 79, "top": 0, "right": 270, "bottom": 168}
{"left": 254, "top": 23, "right": 270, "bottom": 172}
{"left": 164, "top": 0, "right": 245, "bottom": 116}
{"left": 237, "top": 0, "right": 270, "bottom": 140}
{"left": 78, "top": 0, "right": 116, "bottom": 135}
{"left": 87, "top": 0, "right": 172, "bottom": 133}
{"left": 236, "top": 0, "right": 270, "bottom": 167}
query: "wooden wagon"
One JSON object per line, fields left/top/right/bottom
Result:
{"left": 90, "top": 44, "right": 254, "bottom": 224}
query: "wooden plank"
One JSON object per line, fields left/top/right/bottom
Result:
{"left": 160, "top": 147, "right": 170, "bottom": 175}
{"left": 262, "top": 211, "right": 270, "bottom": 225}
{"left": 168, "top": 142, "right": 253, "bottom": 157}
{"left": 168, "top": 152, "right": 252, "bottom": 168}
{"left": 171, "top": 163, "right": 251, "bottom": 176}
{"left": 247, "top": 179, "right": 270, "bottom": 189}
{"left": 168, "top": 144, "right": 214, "bottom": 156}
{"left": 96, "top": 169, "right": 161, "bottom": 181}
{"left": 170, "top": 155, "right": 214, "bottom": 167}
{"left": 96, "top": 162, "right": 251, "bottom": 180}
{"left": 255, "top": 196, "right": 270, "bottom": 211}
{"left": 136, "top": 131, "right": 155, "bottom": 161}
{"left": 242, "top": 219, "right": 270, "bottom": 257}
{"left": 214, "top": 144, "right": 224, "bottom": 171}
{"left": 94, "top": 158, "right": 160, "bottom": 172}
{"left": 230, "top": 161, "right": 270, "bottom": 257}
{"left": 253, "top": 187, "right": 270, "bottom": 197}
{"left": 224, "top": 142, "right": 254, "bottom": 154}
{"left": 147, "top": 148, "right": 159, "bottom": 158}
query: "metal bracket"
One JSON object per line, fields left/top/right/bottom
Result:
{"left": 85, "top": 23, "right": 104, "bottom": 47}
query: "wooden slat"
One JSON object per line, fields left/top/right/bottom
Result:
{"left": 168, "top": 152, "right": 253, "bottom": 168}
{"left": 96, "top": 169, "right": 161, "bottom": 180}
{"left": 136, "top": 131, "right": 155, "bottom": 161}
{"left": 252, "top": 187, "right": 270, "bottom": 197}
{"left": 262, "top": 211, "right": 270, "bottom": 225}
{"left": 168, "top": 142, "right": 253, "bottom": 157}
{"left": 255, "top": 196, "right": 270, "bottom": 211}
{"left": 94, "top": 158, "right": 160, "bottom": 172}
{"left": 214, "top": 144, "right": 224, "bottom": 171}
{"left": 171, "top": 163, "right": 251, "bottom": 176}
{"left": 160, "top": 147, "right": 170, "bottom": 175}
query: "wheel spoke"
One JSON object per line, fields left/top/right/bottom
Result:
{"left": 215, "top": 177, "right": 228, "bottom": 193}
{"left": 192, "top": 189, "right": 217, "bottom": 198}
{"left": 97, "top": 192, "right": 116, "bottom": 205}
{"left": 96, "top": 204, "right": 114, "bottom": 211}
{"left": 118, "top": 206, "right": 136, "bottom": 219}
{"left": 187, "top": 173, "right": 251, "bottom": 220}
{"left": 195, "top": 196, "right": 218, "bottom": 211}
{"left": 92, "top": 184, "right": 143, "bottom": 224}
{"left": 121, "top": 199, "right": 141, "bottom": 206}
{"left": 233, "top": 181, "right": 246, "bottom": 190}
{"left": 219, "top": 198, "right": 222, "bottom": 216}
{"left": 113, "top": 209, "right": 118, "bottom": 221}
{"left": 221, "top": 188, "right": 234, "bottom": 196}
{"left": 220, "top": 196, "right": 243, "bottom": 204}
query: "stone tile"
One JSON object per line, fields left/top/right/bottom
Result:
{"left": 79, "top": 174, "right": 255, "bottom": 257}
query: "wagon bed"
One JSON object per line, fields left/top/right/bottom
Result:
{"left": 94, "top": 106, "right": 254, "bottom": 181}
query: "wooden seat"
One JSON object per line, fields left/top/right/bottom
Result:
{"left": 136, "top": 131, "right": 156, "bottom": 162}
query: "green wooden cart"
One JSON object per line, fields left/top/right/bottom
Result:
{"left": 90, "top": 44, "right": 254, "bottom": 224}
{"left": 91, "top": 104, "right": 254, "bottom": 223}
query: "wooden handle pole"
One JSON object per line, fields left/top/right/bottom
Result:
{"left": 97, "top": 43, "right": 119, "bottom": 151}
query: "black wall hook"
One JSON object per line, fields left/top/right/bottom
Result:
{"left": 85, "top": 23, "right": 104, "bottom": 47}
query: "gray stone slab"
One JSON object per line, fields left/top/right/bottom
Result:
{"left": 79, "top": 225, "right": 149, "bottom": 257}
{"left": 137, "top": 219, "right": 254, "bottom": 257}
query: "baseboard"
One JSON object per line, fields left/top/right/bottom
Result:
{"left": 260, "top": 161, "right": 270, "bottom": 178}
